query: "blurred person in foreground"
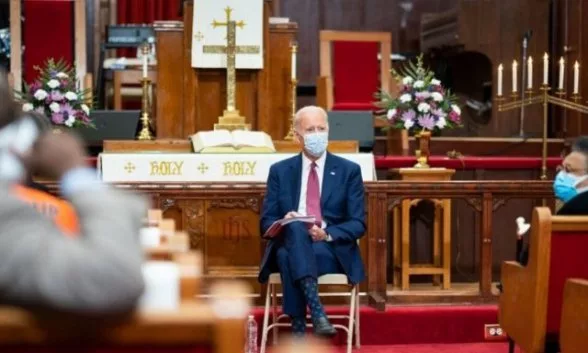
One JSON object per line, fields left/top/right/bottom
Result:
{"left": 0, "top": 71, "right": 145, "bottom": 314}
{"left": 518, "top": 136, "right": 588, "bottom": 265}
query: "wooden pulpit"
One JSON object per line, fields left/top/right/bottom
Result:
{"left": 154, "top": 0, "right": 297, "bottom": 140}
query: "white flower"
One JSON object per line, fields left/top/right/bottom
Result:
{"left": 431, "top": 92, "right": 444, "bottom": 102}
{"left": 413, "top": 80, "right": 425, "bottom": 89}
{"left": 22, "top": 103, "right": 33, "bottom": 112}
{"left": 399, "top": 93, "right": 412, "bottom": 103}
{"left": 81, "top": 104, "right": 90, "bottom": 115}
{"left": 55, "top": 72, "right": 68, "bottom": 78}
{"left": 417, "top": 102, "right": 431, "bottom": 113}
{"left": 436, "top": 117, "right": 447, "bottom": 129}
{"left": 33, "top": 89, "right": 48, "bottom": 100}
{"left": 451, "top": 104, "right": 461, "bottom": 115}
{"left": 49, "top": 102, "right": 60, "bottom": 113}
{"left": 64, "top": 91, "right": 78, "bottom": 101}
{"left": 403, "top": 119, "right": 415, "bottom": 130}
{"left": 47, "top": 79, "right": 60, "bottom": 89}
{"left": 64, "top": 115, "right": 76, "bottom": 127}
{"left": 402, "top": 76, "right": 414, "bottom": 85}
{"left": 431, "top": 78, "right": 441, "bottom": 86}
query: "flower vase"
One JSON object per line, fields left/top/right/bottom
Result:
{"left": 414, "top": 130, "right": 431, "bottom": 168}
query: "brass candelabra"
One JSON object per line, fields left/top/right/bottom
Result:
{"left": 495, "top": 86, "right": 588, "bottom": 180}
{"left": 284, "top": 42, "right": 298, "bottom": 140}
{"left": 136, "top": 77, "right": 154, "bottom": 140}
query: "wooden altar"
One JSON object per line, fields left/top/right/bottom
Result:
{"left": 153, "top": 0, "right": 297, "bottom": 139}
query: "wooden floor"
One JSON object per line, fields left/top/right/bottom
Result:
{"left": 386, "top": 282, "right": 500, "bottom": 305}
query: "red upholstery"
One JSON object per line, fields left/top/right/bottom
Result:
{"left": 23, "top": 0, "right": 74, "bottom": 83}
{"left": 546, "top": 231, "right": 588, "bottom": 334}
{"left": 8, "top": 346, "right": 211, "bottom": 353}
{"left": 332, "top": 41, "right": 379, "bottom": 111}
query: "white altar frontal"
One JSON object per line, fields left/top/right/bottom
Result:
{"left": 98, "top": 153, "right": 377, "bottom": 183}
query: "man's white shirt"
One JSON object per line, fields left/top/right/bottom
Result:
{"left": 296, "top": 153, "right": 332, "bottom": 241}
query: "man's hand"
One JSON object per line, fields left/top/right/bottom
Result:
{"left": 309, "top": 225, "right": 327, "bottom": 242}
{"left": 284, "top": 211, "right": 301, "bottom": 219}
{"left": 16, "top": 132, "right": 87, "bottom": 180}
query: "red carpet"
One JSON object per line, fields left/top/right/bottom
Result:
{"left": 252, "top": 304, "right": 500, "bottom": 346}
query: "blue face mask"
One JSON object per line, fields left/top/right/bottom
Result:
{"left": 553, "top": 171, "right": 588, "bottom": 203}
{"left": 303, "top": 132, "right": 329, "bottom": 157}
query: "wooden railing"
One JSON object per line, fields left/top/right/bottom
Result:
{"left": 364, "top": 180, "right": 554, "bottom": 309}
{"left": 43, "top": 180, "right": 554, "bottom": 310}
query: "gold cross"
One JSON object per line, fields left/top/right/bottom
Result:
{"left": 211, "top": 7, "right": 245, "bottom": 30}
{"left": 124, "top": 162, "right": 135, "bottom": 174}
{"left": 193, "top": 31, "right": 204, "bottom": 42}
{"left": 197, "top": 162, "right": 209, "bottom": 174}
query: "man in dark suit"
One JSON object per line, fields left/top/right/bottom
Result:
{"left": 258, "top": 106, "right": 366, "bottom": 337}
{"left": 518, "top": 136, "right": 588, "bottom": 265}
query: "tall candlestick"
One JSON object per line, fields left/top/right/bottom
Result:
{"left": 527, "top": 56, "right": 533, "bottom": 89}
{"left": 497, "top": 64, "right": 503, "bottom": 96}
{"left": 290, "top": 42, "right": 297, "bottom": 80}
{"left": 573, "top": 61, "right": 580, "bottom": 94}
{"left": 558, "top": 57, "right": 565, "bottom": 90}
{"left": 512, "top": 60, "right": 518, "bottom": 92}
{"left": 543, "top": 53, "right": 549, "bottom": 85}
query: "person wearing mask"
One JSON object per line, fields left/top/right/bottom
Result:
{"left": 0, "top": 71, "right": 145, "bottom": 313}
{"left": 258, "top": 106, "right": 366, "bottom": 338}
{"left": 518, "top": 136, "right": 588, "bottom": 265}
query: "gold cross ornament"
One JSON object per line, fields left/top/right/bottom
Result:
{"left": 197, "top": 162, "right": 209, "bottom": 174}
{"left": 193, "top": 31, "right": 205, "bottom": 42}
{"left": 124, "top": 162, "right": 136, "bottom": 174}
{"left": 211, "top": 7, "right": 245, "bottom": 29}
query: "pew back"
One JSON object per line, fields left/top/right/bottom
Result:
{"left": 560, "top": 279, "right": 588, "bottom": 353}
{"left": 499, "top": 208, "right": 588, "bottom": 353}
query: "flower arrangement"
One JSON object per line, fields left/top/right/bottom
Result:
{"left": 377, "top": 55, "right": 462, "bottom": 133}
{"left": 15, "top": 58, "right": 93, "bottom": 128}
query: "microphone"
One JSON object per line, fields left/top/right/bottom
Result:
{"left": 523, "top": 30, "right": 533, "bottom": 41}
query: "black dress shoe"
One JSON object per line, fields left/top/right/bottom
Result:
{"left": 313, "top": 316, "right": 337, "bottom": 337}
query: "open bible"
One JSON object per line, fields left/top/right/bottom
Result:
{"left": 189, "top": 130, "right": 276, "bottom": 153}
{"left": 263, "top": 215, "right": 316, "bottom": 238}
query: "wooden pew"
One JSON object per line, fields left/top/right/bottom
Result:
{"left": 560, "top": 279, "right": 588, "bottom": 353}
{"left": 0, "top": 281, "right": 249, "bottom": 353}
{"left": 499, "top": 208, "right": 588, "bottom": 353}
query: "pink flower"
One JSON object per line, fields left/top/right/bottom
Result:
{"left": 50, "top": 91, "right": 64, "bottom": 101}
{"left": 51, "top": 112, "right": 65, "bottom": 124}
{"left": 449, "top": 111, "right": 461, "bottom": 123}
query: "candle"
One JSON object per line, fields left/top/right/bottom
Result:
{"left": 527, "top": 56, "right": 533, "bottom": 89}
{"left": 543, "top": 53, "right": 549, "bottom": 85}
{"left": 558, "top": 57, "right": 565, "bottom": 90}
{"left": 512, "top": 60, "right": 518, "bottom": 92}
{"left": 497, "top": 64, "right": 503, "bottom": 96}
{"left": 291, "top": 45, "right": 297, "bottom": 81}
{"left": 142, "top": 49, "right": 148, "bottom": 78}
{"left": 573, "top": 61, "right": 580, "bottom": 94}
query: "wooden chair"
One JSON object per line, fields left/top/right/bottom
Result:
{"left": 316, "top": 30, "right": 392, "bottom": 113}
{"left": 113, "top": 69, "right": 157, "bottom": 110}
{"left": 560, "top": 279, "right": 588, "bottom": 353}
{"left": 499, "top": 207, "right": 588, "bottom": 353}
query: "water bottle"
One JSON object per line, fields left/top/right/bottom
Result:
{"left": 245, "top": 315, "right": 258, "bottom": 353}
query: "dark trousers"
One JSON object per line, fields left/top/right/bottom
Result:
{"left": 276, "top": 223, "right": 342, "bottom": 317}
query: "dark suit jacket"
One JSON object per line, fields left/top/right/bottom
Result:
{"left": 258, "top": 152, "right": 366, "bottom": 284}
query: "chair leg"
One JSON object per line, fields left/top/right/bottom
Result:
{"left": 507, "top": 336, "right": 515, "bottom": 353}
{"left": 260, "top": 284, "right": 272, "bottom": 353}
{"left": 271, "top": 284, "right": 278, "bottom": 344}
{"left": 346, "top": 286, "right": 356, "bottom": 353}
{"left": 355, "top": 286, "right": 360, "bottom": 348}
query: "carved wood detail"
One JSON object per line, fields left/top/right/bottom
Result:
{"left": 208, "top": 198, "right": 260, "bottom": 213}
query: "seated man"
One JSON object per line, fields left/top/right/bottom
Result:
{"left": 518, "top": 136, "right": 588, "bottom": 265}
{"left": 258, "top": 106, "right": 366, "bottom": 337}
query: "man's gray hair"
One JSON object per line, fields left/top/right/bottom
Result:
{"left": 293, "top": 105, "right": 329, "bottom": 129}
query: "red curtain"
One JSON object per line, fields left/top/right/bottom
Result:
{"left": 22, "top": 0, "right": 74, "bottom": 84}
{"left": 117, "top": 0, "right": 182, "bottom": 24}
{"left": 116, "top": 0, "right": 182, "bottom": 58}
